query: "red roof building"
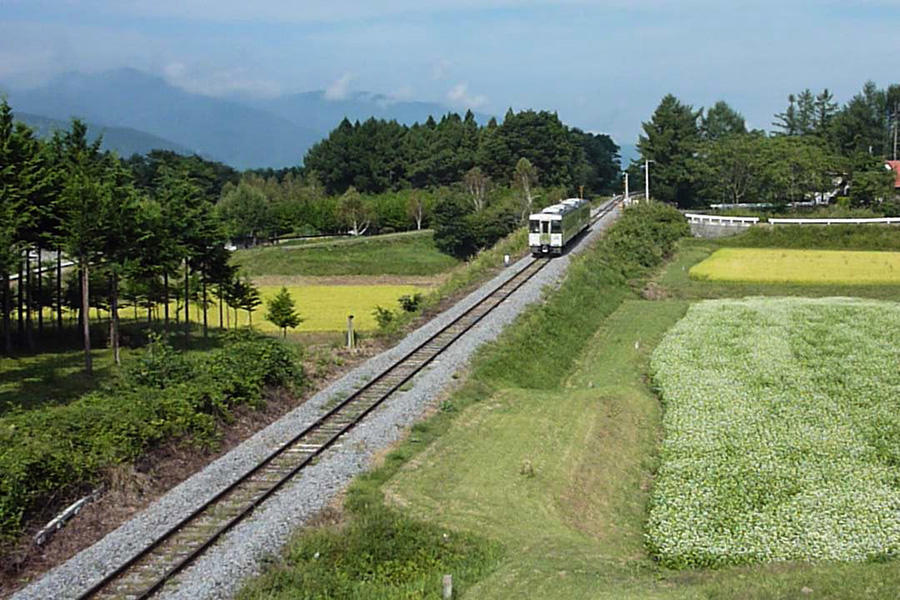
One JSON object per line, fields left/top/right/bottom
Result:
{"left": 887, "top": 160, "right": 900, "bottom": 189}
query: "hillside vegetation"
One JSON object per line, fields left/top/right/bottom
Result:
{"left": 0, "top": 332, "right": 302, "bottom": 544}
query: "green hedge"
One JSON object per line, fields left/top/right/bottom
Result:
{"left": 0, "top": 331, "right": 302, "bottom": 542}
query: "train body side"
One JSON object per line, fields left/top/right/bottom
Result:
{"left": 528, "top": 198, "right": 591, "bottom": 256}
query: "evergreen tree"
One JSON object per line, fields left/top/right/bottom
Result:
{"left": 700, "top": 101, "right": 747, "bottom": 141}
{"left": 57, "top": 120, "right": 107, "bottom": 373}
{"left": 773, "top": 93, "right": 800, "bottom": 135}
{"left": 637, "top": 94, "right": 701, "bottom": 207}
{"left": 265, "top": 286, "right": 302, "bottom": 338}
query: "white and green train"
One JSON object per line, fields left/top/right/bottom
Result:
{"left": 528, "top": 198, "right": 591, "bottom": 256}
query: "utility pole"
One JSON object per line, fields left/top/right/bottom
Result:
{"left": 644, "top": 159, "right": 654, "bottom": 201}
{"left": 624, "top": 172, "right": 629, "bottom": 201}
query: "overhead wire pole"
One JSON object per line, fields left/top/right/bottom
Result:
{"left": 643, "top": 159, "right": 654, "bottom": 201}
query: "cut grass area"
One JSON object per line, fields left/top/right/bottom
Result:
{"left": 387, "top": 300, "right": 688, "bottom": 599}
{"left": 385, "top": 300, "right": 900, "bottom": 599}
{"left": 232, "top": 230, "right": 459, "bottom": 277}
{"left": 649, "top": 297, "right": 900, "bottom": 568}
{"left": 690, "top": 248, "right": 900, "bottom": 285}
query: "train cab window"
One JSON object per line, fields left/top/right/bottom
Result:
{"left": 529, "top": 219, "right": 541, "bottom": 233}
{"left": 550, "top": 221, "right": 562, "bottom": 233}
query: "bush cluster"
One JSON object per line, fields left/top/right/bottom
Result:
{"left": 0, "top": 331, "right": 302, "bottom": 542}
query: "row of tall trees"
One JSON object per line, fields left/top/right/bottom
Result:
{"left": 0, "top": 100, "right": 259, "bottom": 369}
{"left": 302, "top": 109, "right": 620, "bottom": 196}
{"left": 632, "top": 82, "right": 899, "bottom": 208}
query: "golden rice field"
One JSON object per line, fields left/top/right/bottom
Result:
{"left": 65, "top": 284, "right": 425, "bottom": 333}
{"left": 690, "top": 248, "right": 900, "bottom": 284}
{"left": 239, "top": 284, "right": 424, "bottom": 332}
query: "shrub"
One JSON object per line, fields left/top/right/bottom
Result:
{"left": 0, "top": 332, "right": 303, "bottom": 543}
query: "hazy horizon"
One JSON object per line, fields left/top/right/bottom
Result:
{"left": 3, "top": 1, "right": 899, "bottom": 147}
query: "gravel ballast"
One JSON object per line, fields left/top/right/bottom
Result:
{"left": 12, "top": 203, "right": 621, "bottom": 600}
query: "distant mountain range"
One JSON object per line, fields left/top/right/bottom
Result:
{"left": 13, "top": 111, "right": 194, "bottom": 157}
{"left": 1, "top": 68, "right": 494, "bottom": 170}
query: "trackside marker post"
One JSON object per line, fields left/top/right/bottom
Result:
{"left": 347, "top": 314, "right": 354, "bottom": 349}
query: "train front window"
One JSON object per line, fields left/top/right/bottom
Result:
{"left": 550, "top": 221, "right": 562, "bottom": 233}
{"left": 529, "top": 219, "right": 541, "bottom": 233}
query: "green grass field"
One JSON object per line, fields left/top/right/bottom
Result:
{"left": 232, "top": 230, "right": 459, "bottom": 277}
{"left": 690, "top": 248, "right": 900, "bottom": 284}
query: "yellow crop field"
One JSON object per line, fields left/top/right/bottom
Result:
{"left": 218, "top": 285, "right": 424, "bottom": 332}
{"left": 52, "top": 284, "right": 425, "bottom": 333}
{"left": 690, "top": 248, "right": 900, "bottom": 284}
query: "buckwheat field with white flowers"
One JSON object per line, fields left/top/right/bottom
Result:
{"left": 647, "top": 297, "right": 900, "bottom": 569}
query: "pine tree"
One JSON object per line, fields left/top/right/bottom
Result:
{"left": 637, "top": 94, "right": 701, "bottom": 207}
{"left": 265, "top": 286, "right": 302, "bottom": 338}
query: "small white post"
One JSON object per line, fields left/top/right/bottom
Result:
{"left": 347, "top": 315, "right": 354, "bottom": 349}
{"left": 503, "top": 254, "right": 510, "bottom": 266}
{"left": 442, "top": 574, "right": 453, "bottom": 599}
{"left": 624, "top": 172, "right": 629, "bottom": 202}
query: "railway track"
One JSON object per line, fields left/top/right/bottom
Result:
{"left": 75, "top": 197, "right": 620, "bottom": 600}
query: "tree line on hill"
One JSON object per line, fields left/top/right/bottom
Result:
{"left": 0, "top": 98, "right": 621, "bottom": 367}
{"left": 630, "top": 81, "right": 900, "bottom": 210}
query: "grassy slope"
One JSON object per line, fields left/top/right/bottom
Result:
{"left": 388, "top": 307, "right": 900, "bottom": 599}
{"left": 232, "top": 231, "right": 459, "bottom": 277}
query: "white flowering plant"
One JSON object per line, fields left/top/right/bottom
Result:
{"left": 647, "top": 297, "right": 900, "bottom": 569}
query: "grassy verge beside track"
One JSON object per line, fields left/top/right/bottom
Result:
{"left": 238, "top": 202, "right": 690, "bottom": 599}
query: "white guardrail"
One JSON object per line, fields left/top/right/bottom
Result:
{"left": 769, "top": 217, "right": 900, "bottom": 225}
{"left": 685, "top": 213, "right": 759, "bottom": 226}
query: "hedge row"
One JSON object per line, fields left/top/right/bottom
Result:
{"left": 0, "top": 331, "right": 303, "bottom": 542}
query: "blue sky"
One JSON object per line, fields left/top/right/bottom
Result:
{"left": 2, "top": 0, "right": 899, "bottom": 146}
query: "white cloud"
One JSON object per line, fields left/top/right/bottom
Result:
{"left": 390, "top": 85, "right": 414, "bottom": 101}
{"left": 431, "top": 58, "right": 452, "bottom": 80}
{"left": 163, "top": 62, "right": 283, "bottom": 97}
{"left": 324, "top": 73, "right": 354, "bottom": 100}
{"left": 447, "top": 82, "right": 487, "bottom": 109}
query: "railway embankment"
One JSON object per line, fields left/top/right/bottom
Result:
{"left": 13, "top": 202, "right": 628, "bottom": 600}
{"left": 238, "top": 202, "right": 689, "bottom": 598}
